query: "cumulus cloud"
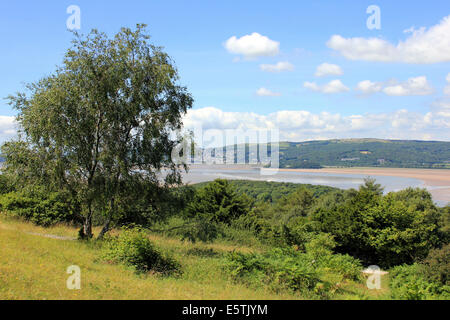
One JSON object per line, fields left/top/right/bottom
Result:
{"left": 327, "top": 15, "right": 450, "bottom": 64}
{"left": 304, "top": 79, "right": 350, "bottom": 94}
{"left": 260, "top": 61, "right": 294, "bottom": 73}
{"left": 0, "top": 116, "right": 18, "bottom": 143}
{"left": 432, "top": 99, "right": 450, "bottom": 113}
{"left": 356, "top": 80, "right": 383, "bottom": 94}
{"left": 383, "top": 76, "right": 433, "bottom": 96}
{"left": 444, "top": 73, "right": 450, "bottom": 95}
{"left": 314, "top": 63, "right": 343, "bottom": 77}
{"left": 355, "top": 76, "right": 434, "bottom": 96}
{"left": 182, "top": 107, "right": 450, "bottom": 142}
{"left": 224, "top": 33, "right": 280, "bottom": 59}
{"left": 256, "top": 87, "right": 281, "bottom": 97}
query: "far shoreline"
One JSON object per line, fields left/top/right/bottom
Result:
{"left": 277, "top": 167, "right": 450, "bottom": 204}
{"left": 186, "top": 164, "right": 450, "bottom": 204}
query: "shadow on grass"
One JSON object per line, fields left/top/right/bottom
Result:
{"left": 186, "top": 247, "right": 221, "bottom": 258}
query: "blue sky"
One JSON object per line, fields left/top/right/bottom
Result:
{"left": 1, "top": 0, "right": 450, "bottom": 142}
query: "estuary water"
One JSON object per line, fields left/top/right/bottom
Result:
{"left": 183, "top": 167, "right": 422, "bottom": 192}
{"left": 182, "top": 165, "right": 448, "bottom": 206}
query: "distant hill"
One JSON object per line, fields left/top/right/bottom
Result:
{"left": 3, "top": 139, "right": 448, "bottom": 169}
{"left": 277, "top": 139, "right": 450, "bottom": 169}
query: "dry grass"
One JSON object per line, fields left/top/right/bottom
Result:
{"left": 0, "top": 217, "right": 298, "bottom": 300}
{"left": 0, "top": 216, "right": 390, "bottom": 300}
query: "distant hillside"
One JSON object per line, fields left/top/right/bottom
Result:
{"left": 278, "top": 139, "right": 450, "bottom": 169}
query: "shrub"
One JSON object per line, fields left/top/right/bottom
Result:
{"left": 153, "top": 215, "right": 221, "bottom": 243}
{"left": 225, "top": 242, "right": 362, "bottom": 299}
{"left": 218, "top": 223, "right": 262, "bottom": 247}
{"left": 179, "top": 217, "right": 220, "bottom": 243}
{"left": 316, "top": 253, "right": 362, "bottom": 282}
{"left": 311, "top": 183, "right": 444, "bottom": 268}
{"left": 225, "top": 249, "right": 322, "bottom": 296}
{"left": 102, "top": 227, "right": 180, "bottom": 275}
{"left": 304, "top": 233, "right": 363, "bottom": 282}
{"left": 0, "top": 174, "right": 13, "bottom": 195}
{"left": 187, "top": 179, "right": 251, "bottom": 225}
{"left": 421, "top": 244, "right": 449, "bottom": 286}
{"left": 0, "top": 188, "right": 80, "bottom": 227}
{"left": 389, "top": 264, "right": 449, "bottom": 300}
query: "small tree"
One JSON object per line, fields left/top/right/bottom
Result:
{"left": 187, "top": 179, "right": 251, "bottom": 225}
{"left": 5, "top": 25, "right": 193, "bottom": 238}
{"left": 311, "top": 182, "right": 444, "bottom": 267}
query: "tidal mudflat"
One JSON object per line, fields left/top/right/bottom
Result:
{"left": 183, "top": 165, "right": 450, "bottom": 206}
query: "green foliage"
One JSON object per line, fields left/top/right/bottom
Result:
{"left": 187, "top": 179, "right": 251, "bottom": 225}
{"left": 420, "top": 244, "right": 449, "bottom": 286}
{"left": 0, "top": 188, "right": 80, "bottom": 227}
{"left": 113, "top": 184, "right": 196, "bottom": 228}
{"left": 311, "top": 181, "right": 444, "bottom": 268}
{"left": 0, "top": 174, "right": 13, "bottom": 195}
{"left": 272, "top": 188, "right": 316, "bottom": 222}
{"left": 440, "top": 204, "right": 450, "bottom": 243}
{"left": 178, "top": 217, "right": 220, "bottom": 243}
{"left": 231, "top": 186, "right": 323, "bottom": 247}
{"left": 389, "top": 264, "right": 449, "bottom": 300}
{"left": 193, "top": 180, "right": 336, "bottom": 204}
{"left": 225, "top": 249, "right": 322, "bottom": 297}
{"left": 102, "top": 227, "right": 180, "bottom": 275}
{"left": 5, "top": 25, "right": 193, "bottom": 238}
{"left": 225, "top": 234, "right": 362, "bottom": 299}
{"left": 218, "top": 223, "right": 262, "bottom": 248}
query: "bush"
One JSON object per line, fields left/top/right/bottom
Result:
{"left": 187, "top": 179, "right": 251, "bottom": 225}
{"left": 0, "top": 188, "right": 80, "bottom": 227}
{"left": 311, "top": 183, "right": 444, "bottom": 268}
{"left": 152, "top": 215, "right": 221, "bottom": 243}
{"left": 178, "top": 217, "right": 220, "bottom": 243}
{"left": 225, "top": 238, "right": 362, "bottom": 299}
{"left": 421, "top": 244, "right": 449, "bottom": 286}
{"left": 0, "top": 174, "right": 13, "bottom": 195}
{"left": 102, "top": 227, "right": 180, "bottom": 275}
{"left": 389, "top": 264, "right": 449, "bottom": 300}
{"left": 218, "top": 223, "right": 262, "bottom": 248}
{"left": 304, "top": 233, "right": 363, "bottom": 282}
{"left": 225, "top": 248, "right": 322, "bottom": 297}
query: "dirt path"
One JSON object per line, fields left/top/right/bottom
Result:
{"left": 0, "top": 223, "right": 76, "bottom": 241}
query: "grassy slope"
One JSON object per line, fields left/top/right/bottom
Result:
{"left": 0, "top": 217, "right": 390, "bottom": 300}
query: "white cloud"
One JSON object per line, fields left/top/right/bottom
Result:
{"left": 327, "top": 15, "right": 450, "bottom": 64}
{"left": 260, "top": 61, "right": 294, "bottom": 73}
{"left": 304, "top": 79, "right": 350, "bottom": 94}
{"left": 432, "top": 99, "right": 450, "bottom": 112}
{"left": 256, "top": 87, "right": 281, "bottom": 97}
{"left": 224, "top": 33, "right": 280, "bottom": 59}
{"left": 314, "top": 63, "right": 343, "bottom": 77}
{"left": 383, "top": 76, "right": 433, "bottom": 96}
{"left": 183, "top": 107, "right": 450, "bottom": 142}
{"left": 444, "top": 73, "right": 450, "bottom": 95}
{"left": 356, "top": 76, "right": 434, "bottom": 96}
{"left": 356, "top": 80, "right": 383, "bottom": 94}
{"left": 0, "top": 116, "right": 18, "bottom": 143}
{"left": 303, "top": 82, "right": 320, "bottom": 92}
